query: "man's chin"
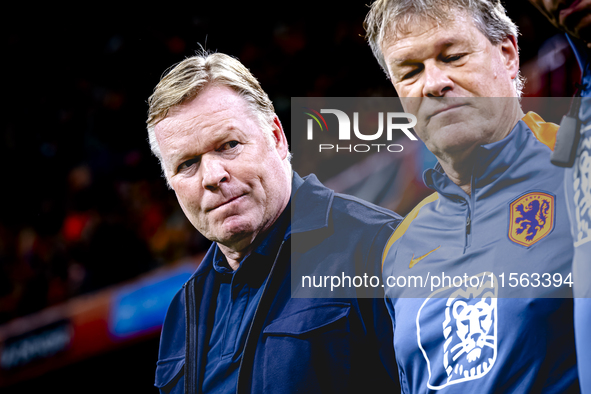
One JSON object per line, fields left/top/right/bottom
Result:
{"left": 423, "top": 106, "right": 475, "bottom": 130}
{"left": 426, "top": 134, "right": 479, "bottom": 161}
{"left": 424, "top": 121, "right": 473, "bottom": 146}
{"left": 211, "top": 220, "right": 260, "bottom": 250}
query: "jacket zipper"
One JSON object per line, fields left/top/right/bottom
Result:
{"left": 236, "top": 238, "right": 288, "bottom": 394}
{"left": 185, "top": 281, "right": 197, "bottom": 394}
{"left": 465, "top": 213, "right": 472, "bottom": 252}
{"left": 464, "top": 175, "right": 475, "bottom": 253}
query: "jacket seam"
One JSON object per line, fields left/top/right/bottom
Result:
{"left": 157, "top": 355, "right": 185, "bottom": 364}
{"left": 334, "top": 193, "right": 402, "bottom": 220}
{"left": 369, "top": 219, "right": 400, "bottom": 270}
{"left": 263, "top": 302, "right": 351, "bottom": 325}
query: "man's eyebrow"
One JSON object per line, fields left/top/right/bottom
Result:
{"left": 390, "top": 39, "right": 459, "bottom": 67}
{"left": 171, "top": 126, "right": 239, "bottom": 161}
{"left": 391, "top": 57, "right": 413, "bottom": 66}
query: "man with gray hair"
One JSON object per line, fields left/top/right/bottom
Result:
{"left": 365, "top": 0, "right": 578, "bottom": 392}
{"left": 148, "top": 50, "right": 401, "bottom": 393}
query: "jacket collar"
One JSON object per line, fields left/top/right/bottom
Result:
{"left": 423, "top": 118, "right": 530, "bottom": 200}
{"left": 187, "top": 242, "right": 216, "bottom": 281}
{"left": 290, "top": 171, "right": 334, "bottom": 234}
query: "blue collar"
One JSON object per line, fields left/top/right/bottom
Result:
{"left": 290, "top": 172, "right": 334, "bottom": 234}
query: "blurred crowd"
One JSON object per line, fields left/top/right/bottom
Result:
{"left": 0, "top": 153, "right": 210, "bottom": 324}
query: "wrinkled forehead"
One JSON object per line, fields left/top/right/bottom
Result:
{"left": 382, "top": 6, "right": 471, "bottom": 45}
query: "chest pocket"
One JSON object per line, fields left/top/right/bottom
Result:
{"left": 259, "top": 303, "right": 352, "bottom": 393}
{"left": 263, "top": 302, "right": 351, "bottom": 337}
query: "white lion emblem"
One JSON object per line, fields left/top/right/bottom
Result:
{"left": 417, "top": 273, "right": 498, "bottom": 390}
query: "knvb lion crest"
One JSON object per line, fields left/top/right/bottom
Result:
{"left": 416, "top": 273, "right": 498, "bottom": 390}
{"left": 508, "top": 192, "right": 555, "bottom": 247}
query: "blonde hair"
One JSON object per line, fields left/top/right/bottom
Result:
{"left": 146, "top": 50, "right": 279, "bottom": 163}
{"left": 364, "top": 0, "right": 524, "bottom": 95}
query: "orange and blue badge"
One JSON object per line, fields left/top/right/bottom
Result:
{"left": 508, "top": 191, "right": 555, "bottom": 247}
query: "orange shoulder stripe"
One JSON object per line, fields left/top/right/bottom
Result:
{"left": 522, "top": 111, "right": 559, "bottom": 152}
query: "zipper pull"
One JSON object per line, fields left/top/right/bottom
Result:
{"left": 466, "top": 216, "right": 471, "bottom": 235}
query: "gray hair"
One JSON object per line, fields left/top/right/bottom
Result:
{"left": 146, "top": 50, "right": 290, "bottom": 174}
{"left": 364, "top": 0, "right": 525, "bottom": 96}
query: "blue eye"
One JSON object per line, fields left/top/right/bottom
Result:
{"left": 177, "top": 158, "right": 199, "bottom": 173}
{"left": 221, "top": 140, "right": 239, "bottom": 150}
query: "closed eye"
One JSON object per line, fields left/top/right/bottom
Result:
{"left": 401, "top": 66, "right": 423, "bottom": 81}
{"left": 403, "top": 70, "right": 419, "bottom": 80}
{"left": 443, "top": 54, "right": 465, "bottom": 63}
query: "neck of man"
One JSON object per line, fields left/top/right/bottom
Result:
{"left": 438, "top": 154, "right": 475, "bottom": 196}
{"left": 218, "top": 191, "right": 291, "bottom": 271}
{"left": 218, "top": 244, "right": 251, "bottom": 271}
{"left": 436, "top": 107, "right": 524, "bottom": 197}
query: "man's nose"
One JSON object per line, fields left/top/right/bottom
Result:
{"left": 201, "top": 155, "right": 229, "bottom": 190}
{"left": 422, "top": 63, "right": 453, "bottom": 97}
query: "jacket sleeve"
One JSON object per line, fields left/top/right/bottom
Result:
{"left": 154, "top": 287, "right": 186, "bottom": 394}
{"left": 368, "top": 219, "right": 401, "bottom": 385}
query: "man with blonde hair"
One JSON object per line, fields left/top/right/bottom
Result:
{"left": 148, "top": 50, "right": 401, "bottom": 393}
{"left": 365, "top": 0, "right": 578, "bottom": 392}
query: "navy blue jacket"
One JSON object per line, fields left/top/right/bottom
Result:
{"left": 154, "top": 172, "right": 402, "bottom": 393}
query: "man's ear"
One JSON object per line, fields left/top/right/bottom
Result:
{"left": 270, "top": 115, "right": 289, "bottom": 160}
{"left": 500, "top": 35, "right": 520, "bottom": 80}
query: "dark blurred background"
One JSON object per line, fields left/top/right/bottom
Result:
{"left": 0, "top": 1, "right": 580, "bottom": 392}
